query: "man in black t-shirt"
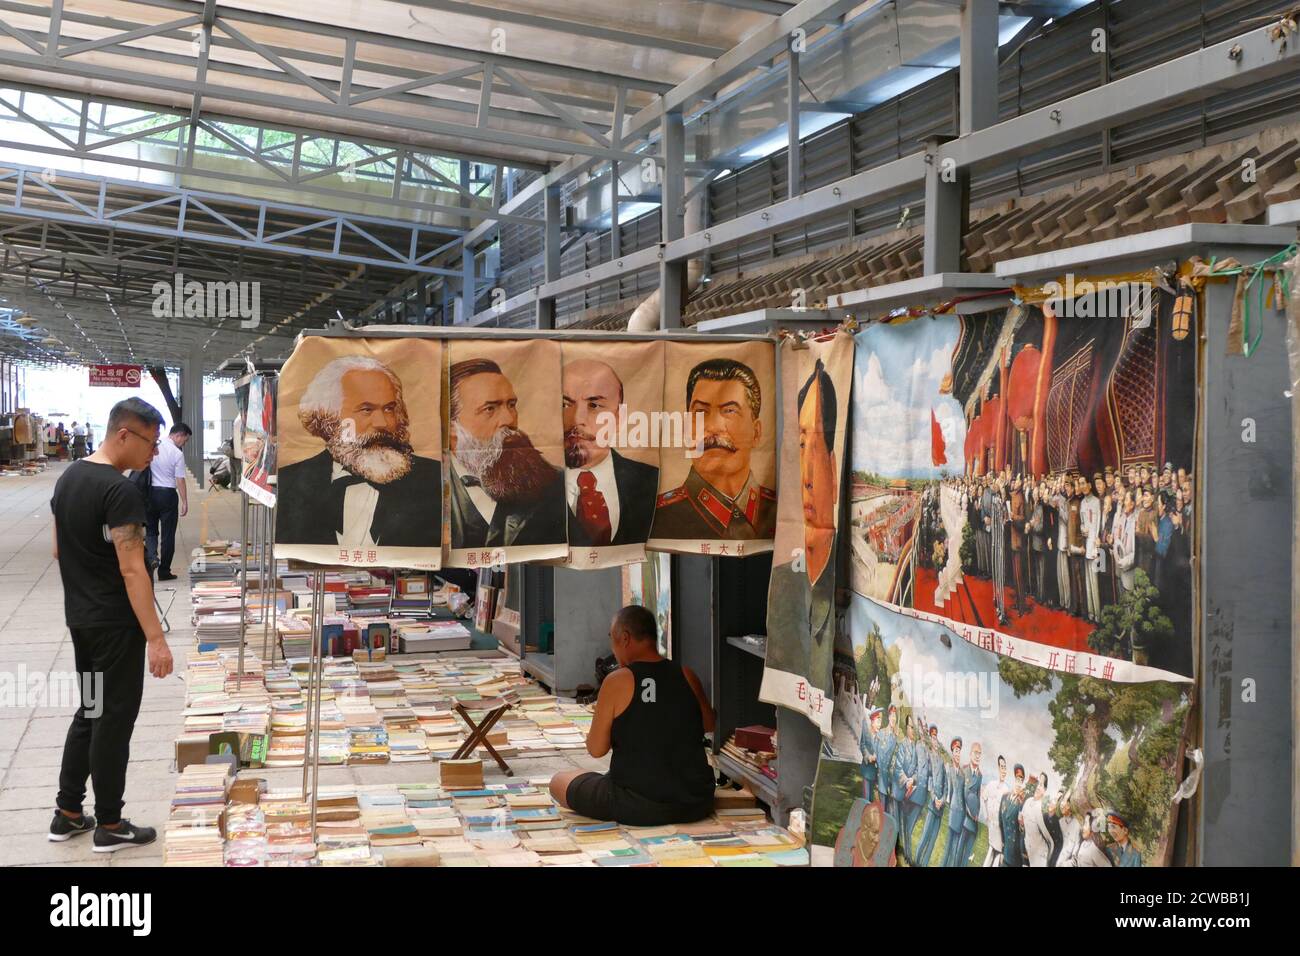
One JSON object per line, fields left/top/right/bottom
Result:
{"left": 48, "top": 397, "right": 174, "bottom": 853}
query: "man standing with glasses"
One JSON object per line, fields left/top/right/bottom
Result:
{"left": 48, "top": 397, "right": 174, "bottom": 853}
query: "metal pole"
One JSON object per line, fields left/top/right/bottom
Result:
{"left": 268, "top": 504, "right": 279, "bottom": 664}
{"left": 251, "top": 497, "right": 262, "bottom": 660}
{"left": 302, "top": 569, "right": 324, "bottom": 798}
{"left": 536, "top": 184, "right": 560, "bottom": 329}
{"left": 260, "top": 504, "right": 272, "bottom": 661}
{"left": 236, "top": 493, "right": 248, "bottom": 690}
{"left": 308, "top": 569, "right": 325, "bottom": 833}
{"left": 659, "top": 110, "right": 685, "bottom": 329}
{"left": 787, "top": 43, "right": 801, "bottom": 199}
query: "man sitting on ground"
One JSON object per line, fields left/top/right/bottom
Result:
{"left": 549, "top": 605, "right": 716, "bottom": 826}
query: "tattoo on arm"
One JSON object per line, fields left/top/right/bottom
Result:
{"left": 110, "top": 524, "right": 145, "bottom": 552}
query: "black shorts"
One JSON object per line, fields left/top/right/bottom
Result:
{"left": 565, "top": 772, "right": 714, "bottom": 828}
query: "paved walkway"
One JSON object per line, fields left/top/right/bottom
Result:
{"left": 0, "top": 462, "right": 604, "bottom": 867}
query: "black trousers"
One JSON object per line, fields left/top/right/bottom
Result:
{"left": 57, "top": 626, "right": 146, "bottom": 826}
{"left": 146, "top": 486, "right": 179, "bottom": 575}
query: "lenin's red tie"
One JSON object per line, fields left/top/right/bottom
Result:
{"left": 576, "top": 471, "right": 612, "bottom": 546}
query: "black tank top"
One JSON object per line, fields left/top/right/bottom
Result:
{"left": 610, "top": 659, "right": 715, "bottom": 806}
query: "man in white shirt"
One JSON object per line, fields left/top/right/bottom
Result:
{"left": 1080, "top": 475, "right": 1102, "bottom": 622}
{"left": 1054, "top": 792, "right": 1082, "bottom": 866}
{"left": 980, "top": 754, "right": 1011, "bottom": 866}
{"left": 71, "top": 420, "right": 87, "bottom": 459}
{"left": 562, "top": 358, "right": 659, "bottom": 549}
{"left": 1019, "top": 772, "right": 1055, "bottom": 867}
{"left": 1112, "top": 491, "right": 1138, "bottom": 593}
{"left": 146, "top": 423, "right": 191, "bottom": 581}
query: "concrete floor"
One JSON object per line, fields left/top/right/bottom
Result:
{"left": 0, "top": 462, "right": 606, "bottom": 867}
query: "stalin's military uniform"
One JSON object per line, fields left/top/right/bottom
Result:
{"left": 652, "top": 467, "right": 776, "bottom": 541}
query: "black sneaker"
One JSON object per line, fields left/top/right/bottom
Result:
{"left": 92, "top": 819, "right": 157, "bottom": 853}
{"left": 158, "top": 572, "right": 178, "bottom": 581}
{"left": 48, "top": 811, "right": 96, "bottom": 842}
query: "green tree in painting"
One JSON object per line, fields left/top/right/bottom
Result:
{"left": 1087, "top": 570, "right": 1172, "bottom": 665}
{"left": 959, "top": 521, "right": 977, "bottom": 575}
{"left": 855, "top": 622, "right": 892, "bottom": 712}
{"left": 1097, "top": 701, "right": 1188, "bottom": 861}
{"left": 996, "top": 660, "right": 1187, "bottom": 860}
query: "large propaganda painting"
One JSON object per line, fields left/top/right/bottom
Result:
{"left": 759, "top": 331, "right": 854, "bottom": 735}
{"left": 275, "top": 336, "right": 443, "bottom": 569}
{"left": 559, "top": 340, "right": 665, "bottom": 569}
{"left": 847, "top": 293, "right": 1197, "bottom": 681}
{"left": 445, "top": 338, "right": 568, "bottom": 567}
{"left": 810, "top": 593, "right": 1192, "bottom": 868}
{"left": 235, "top": 372, "right": 277, "bottom": 507}
{"left": 647, "top": 340, "right": 778, "bottom": 557}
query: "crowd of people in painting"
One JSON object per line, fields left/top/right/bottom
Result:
{"left": 858, "top": 708, "right": 1143, "bottom": 867}
{"left": 916, "top": 462, "right": 1193, "bottom": 665}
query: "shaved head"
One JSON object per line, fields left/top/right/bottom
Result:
{"left": 612, "top": 604, "right": 657, "bottom": 643}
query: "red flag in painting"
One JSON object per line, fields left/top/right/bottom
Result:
{"left": 930, "top": 409, "right": 947, "bottom": 466}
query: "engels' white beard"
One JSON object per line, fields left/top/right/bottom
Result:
{"left": 451, "top": 419, "right": 504, "bottom": 478}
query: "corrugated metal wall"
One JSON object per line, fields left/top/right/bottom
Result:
{"left": 490, "top": 0, "right": 1300, "bottom": 327}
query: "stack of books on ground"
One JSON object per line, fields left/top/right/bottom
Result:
{"left": 162, "top": 771, "right": 806, "bottom": 868}
{"left": 391, "top": 619, "right": 472, "bottom": 653}
{"left": 276, "top": 616, "right": 312, "bottom": 659}
{"left": 193, "top": 611, "right": 248, "bottom": 648}
{"left": 190, "top": 544, "right": 240, "bottom": 581}
{"left": 174, "top": 652, "right": 592, "bottom": 770}
{"left": 163, "top": 764, "right": 231, "bottom": 866}
{"left": 721, "top": 726, "right": 778, "bottom": 782}
{"left": 347, "top": 585, "right": 392, "bottom": 617}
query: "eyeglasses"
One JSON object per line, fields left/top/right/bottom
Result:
{"left": 122, "top": 427, "right": 160, "bottom": 449}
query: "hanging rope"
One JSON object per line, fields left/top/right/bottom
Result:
{"left": 1200, "top": 243, "right": 1298, "bottom": 358}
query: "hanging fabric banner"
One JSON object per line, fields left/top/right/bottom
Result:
{"left": 647, "top": 340, "right": 778, "bottom": 556}
{"left": 275, "top": 336, "right": 443, "bottom": 569}
{"left": 445, "top": 338, "right": 568, "bottom": 568}
{"left": 759, "top": 330, "right": 855, "bottom": 735}
{"left": 235, "top": 372, "right": 277, "bottom": 508}
{"left": 559, "top": 340, "right": 665, "bottom": 569}
{"left": 809, "top": 593, "right": 1192, "bottom": 867}
{"left": 847, "top": 294, "right": 1198, "bottom": 681}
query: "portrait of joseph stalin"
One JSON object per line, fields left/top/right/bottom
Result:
{"left": 276, "top": 354, "right": 442, "bottom": 549}
{"left": 762, "top": 359, "right": 839, "bottom": 692}
{"left": 652, "top": 357, "right": 777, "bottom": 541}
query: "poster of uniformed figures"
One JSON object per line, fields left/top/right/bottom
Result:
{"left": 275, "top": 337, "right": 443, "bottom": 569}
{"left": 647, "top": 340, "right": 778, "bottom": 556}
{"left": 810, "top": 593, "right": 1192, "bottom": 867}
{"left": 759, "top": 331, "right": 854, "bottom": 736}
{"left": 235, "top": 372, "right": 277, "bottom": 508}
{"left": 848, "top": 294, "right": 1197, "bottom": 681}
{"left": 446, "top": 338, "right": 567, "bottom": 567}
{"left": 560, "top": 341, "right": 664, "bottom": 569}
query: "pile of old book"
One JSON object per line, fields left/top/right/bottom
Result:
{"left": 162, "top": 764, "right": 231, "bottom": 866}
{"left": 173, "top": 651, "right": 594, "bottom": 772}
{"left": 721, "top": 725, "right": 778, "bottom": 782}
{"left": 162, "top": 769, "right": 808, "bottom": 867}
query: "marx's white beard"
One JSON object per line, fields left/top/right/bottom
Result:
{"left": 325, "top": 429, "right": 413, "bottom": 485}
